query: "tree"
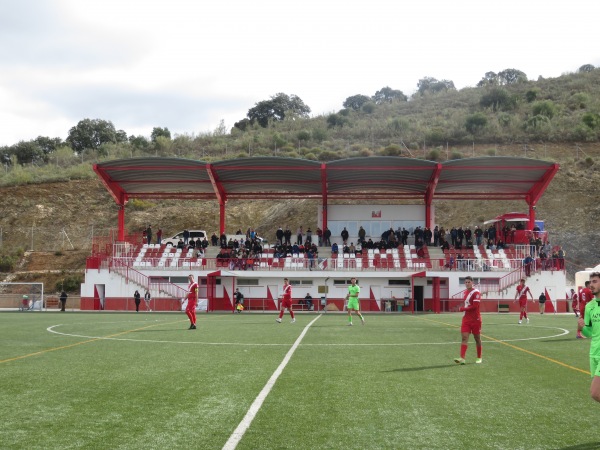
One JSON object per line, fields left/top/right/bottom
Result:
{"left": 372, "top": 86, "right": 407, "bottom": 104}
{"left": 12, "top": 140, "right": 45, "bottom": 165}
{"left": 343, "top": 94, "right": 370, "bottom": 111}
{"left": 477, "top": 72, "right": 499, "bottom": 87}
{"left": 66, "top": 118, "right": 120, "bottom": 153}
{"left": 416, "top": 77, "right": 455, "bottom": 96}
{"left": 578, "top": 64, "right": 595, "bottom": 73}
{"left": 34, "top": 136, "right": 63, "bottom": 157}
{"left": 465, "top": 113, "right": 488, "bottom": 134}
{"left": 480, "top": 88, "right": 513, "bottom": 111}
{"left": 497, "top": 68, "right": 528, "bottom": 85}
{"left": 247, "top": 93, "right": 311, "bottom": 128}
{"left": 129, "top": 135, "right": 150, "bottom": 150}
{"left": 151, "top": 127, "right": 171, "bottom": 142}
{"left": 582, "top": 112, "right": 600, "bottom": 129}
{"left": 531, "top": 100, "right": 557, "bottom": 119}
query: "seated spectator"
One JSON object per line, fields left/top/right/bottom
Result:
{"left": 331, "top": 243, "right": 339, "bottom": 254}
{"left": 304, "top": 293, "right": 313, "bottom": 310}
{"left": 196, "top": 247, "right": 205, "bottom": 258}
{"left": 366, "top": 239, "right": 374, "bottom": 249}
{"left": 355, "top": 242, "right": 362, "bottom": 254}
{"left": 176, "top": 239, "right": 185, "bottom": 249}
{"left": 348, "top": 243, "right": 356, "bottom": 254}
{"left": 496, "top": 240, "right": 505, "bottom": 249}
{"left": 292, "top": 243, "right": 300, "bottom": 255}
{"left": 188, "top": 239, "right": 196, "bottom": 249}
{"left": 441, "top": 240, "right": 450, "bottom": 251}
{"left": 343, "top": 245, "right": 350, "bottom": 254}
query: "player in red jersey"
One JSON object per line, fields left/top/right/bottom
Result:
{"left": 185, "top": 274, "right": 198, "bottom": 329}
{"left": 577, "top": 281, "right": 593, "bottom": 339}
{"left": 276, "top": 278, "right": 295, "bottom": 323}
{"left": 571, "top": 288, "right": 580, "bottom": 318}
{"left": 514, "top": 278, "right": 533, "bottom": 324}
{"left": 454, "top": 276, "right": 482, "bottom": 365}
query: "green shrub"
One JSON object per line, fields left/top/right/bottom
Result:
{"left": 55, "top": 275, "right": 82, "bottom": 292}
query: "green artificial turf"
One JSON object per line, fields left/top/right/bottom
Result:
{"left": 0, "top": 311, "right": 596, "bottom": 450}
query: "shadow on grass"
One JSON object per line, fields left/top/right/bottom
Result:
{"left": 382, "top": 364, "right": 454, "bottom": 373}
{"left": 557, "top": 443, "right": 600, "bottom": 450}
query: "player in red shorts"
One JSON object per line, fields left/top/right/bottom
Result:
{"left": 454, "top": 276, "right": 482, "bottom": 365}
{"left": 276, "top": 278, "right": 295, "bottom": 323}
{"left": 571, "top": 288, "right": 580, "bottom": 318}
{"left": 185, "top": 274, "right": 198, "bottom": 329}
{"left": 577, "top": 281, "right": 593, "bottom": 339}
{"left": 514, "top": 278, "right": 533, "bottom": 324}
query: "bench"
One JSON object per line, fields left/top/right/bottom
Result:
{"left": 292, "top": 303, "right": 312, "bottom": 311}
{"left": 498, "top": 304, "right": 510, "bottom": 313}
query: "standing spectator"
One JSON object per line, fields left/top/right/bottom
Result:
{"left": 133, "top": 290, "right": 141, "bottom": 312}
{"left": 156, "top": 228, "right": 162, "bottom": 245}
{"left": 296, "top": 226, "right": 303, "bottom": 245}
{"left": 316, "top": 227, "right": 323, "bottom": 246}
{"left": 514, "top": 278, "right": 533, "bottom": 324}
{"left": 234, "top": 288, "right": 244, "bottom": 313}
{"left": 59, "top": 290, "right": 68, "bottom": 312}
{"left": 358, "top": 226, "right": 366, "bottom": 243}
{"left": 523, "top": 254, "right": 534, "bottom": 277}
{"left": 276, "top": 227, "right": 284, "bottom": 245}
{"left": 144, "top": 289, "right": 152, "bottom": 312}
{"left": 276, "top": 278, "right": 295, "bottom": 323}
{"left": 183, "top": 229, "right": 190, "bottom": 245}
{"left": 538, "top": 291, "right": 546, "bottom": 314}
{"left": 284, "top": 227, "right": 292, "bottom": 245}
{"left": 345, "top": 277, "right": 365, "bottom": 326}
{"left": 557, "top": 246, "right": 565, "bottom": 270}
{"left": 341, "top": 227, "right": 349, "bottom": 245}
{"left": 146, "top": 225, "right": 152, "bottom": 245}
{"left": 454, "top": 276, "right": 483, "bottom": 365}
{"left": 305, "top": 227, "right": 312, "bottom": 245}
{"left": 211, "top": 233, "right": 219, "bottom": 246}
{"left": 576, "top": 271, "right": 600, "bottom": 403}
{"left": 474, "top": 226, "right": 483, "bottom": 246}
{"left": 185, "top": 274, "right": 198, "bottom": 329}
{"left": 323, "top": 227, "right": 331, "bottom": 247}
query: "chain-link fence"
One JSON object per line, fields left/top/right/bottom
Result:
{"left": 0, "top": 226, "right": 118, "bottom": 253}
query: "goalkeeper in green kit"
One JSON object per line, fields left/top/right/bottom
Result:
{"left": 577, "top": 271, "right": 600, "bottom": 403}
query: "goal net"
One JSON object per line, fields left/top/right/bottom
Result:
{"left": 0, "top": 283, "right": 45, "bottom": 311}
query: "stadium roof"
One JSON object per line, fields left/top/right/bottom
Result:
{"left": 93, "top": 156, "right": 559, "bottom": 204}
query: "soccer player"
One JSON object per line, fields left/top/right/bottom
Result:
{"left": 276, "top": 278, "right": 295, "bottom": 323}
{"left": 577, "top": 272, "right": 600, "bottom": 403}
{"left": 454, "top": 276, "right": 482, "bottom": 365}
{"left": 345, "top": 277, "right": 365, "bottom": 326}
{"left": 185, "top": 274, "right": 198, "bottom": 329}
{"left": 578, "top": 281, "right": 594, "bottom": 339}
{"left": 571, "top": 288, "right": 580, "bottom": 318}
{"left": 514, "top": 278, "right": 533, "bottom": 324}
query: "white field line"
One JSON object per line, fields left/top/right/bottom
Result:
{"left": 222, "top": 315, "right": 322, "bottom": 450}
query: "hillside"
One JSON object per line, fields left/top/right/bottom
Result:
{"left": 1, "top": 144, "right": 598, "bottom": 290}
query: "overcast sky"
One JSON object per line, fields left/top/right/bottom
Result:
{"left": 1, "top": 0, "right": 598, "bottom": 146}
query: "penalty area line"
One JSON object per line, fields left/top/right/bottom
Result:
{"left": 222, "top": 314, "right": 322, "bottom": 450}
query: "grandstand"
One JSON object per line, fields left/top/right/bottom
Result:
{"left": 81, "top": 156, "right": 566, "bottom": 314}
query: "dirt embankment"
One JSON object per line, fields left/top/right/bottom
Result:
{"left": 1, "top": 148, "right": 599, "bottom": 286}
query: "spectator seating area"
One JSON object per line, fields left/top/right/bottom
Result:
{"left": 132, "top": 244, "right": 204, "bottom": 269}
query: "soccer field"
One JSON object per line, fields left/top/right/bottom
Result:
{"left": 1, "top": 311, "right": 597, "bottom": 450}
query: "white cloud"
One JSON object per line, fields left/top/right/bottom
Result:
{"left": 1, "top": 0, "right": 599, "bottom": 145}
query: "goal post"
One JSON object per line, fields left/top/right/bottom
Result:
{"left": 0, "top": 283, "right": 45, "bottom": 311}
